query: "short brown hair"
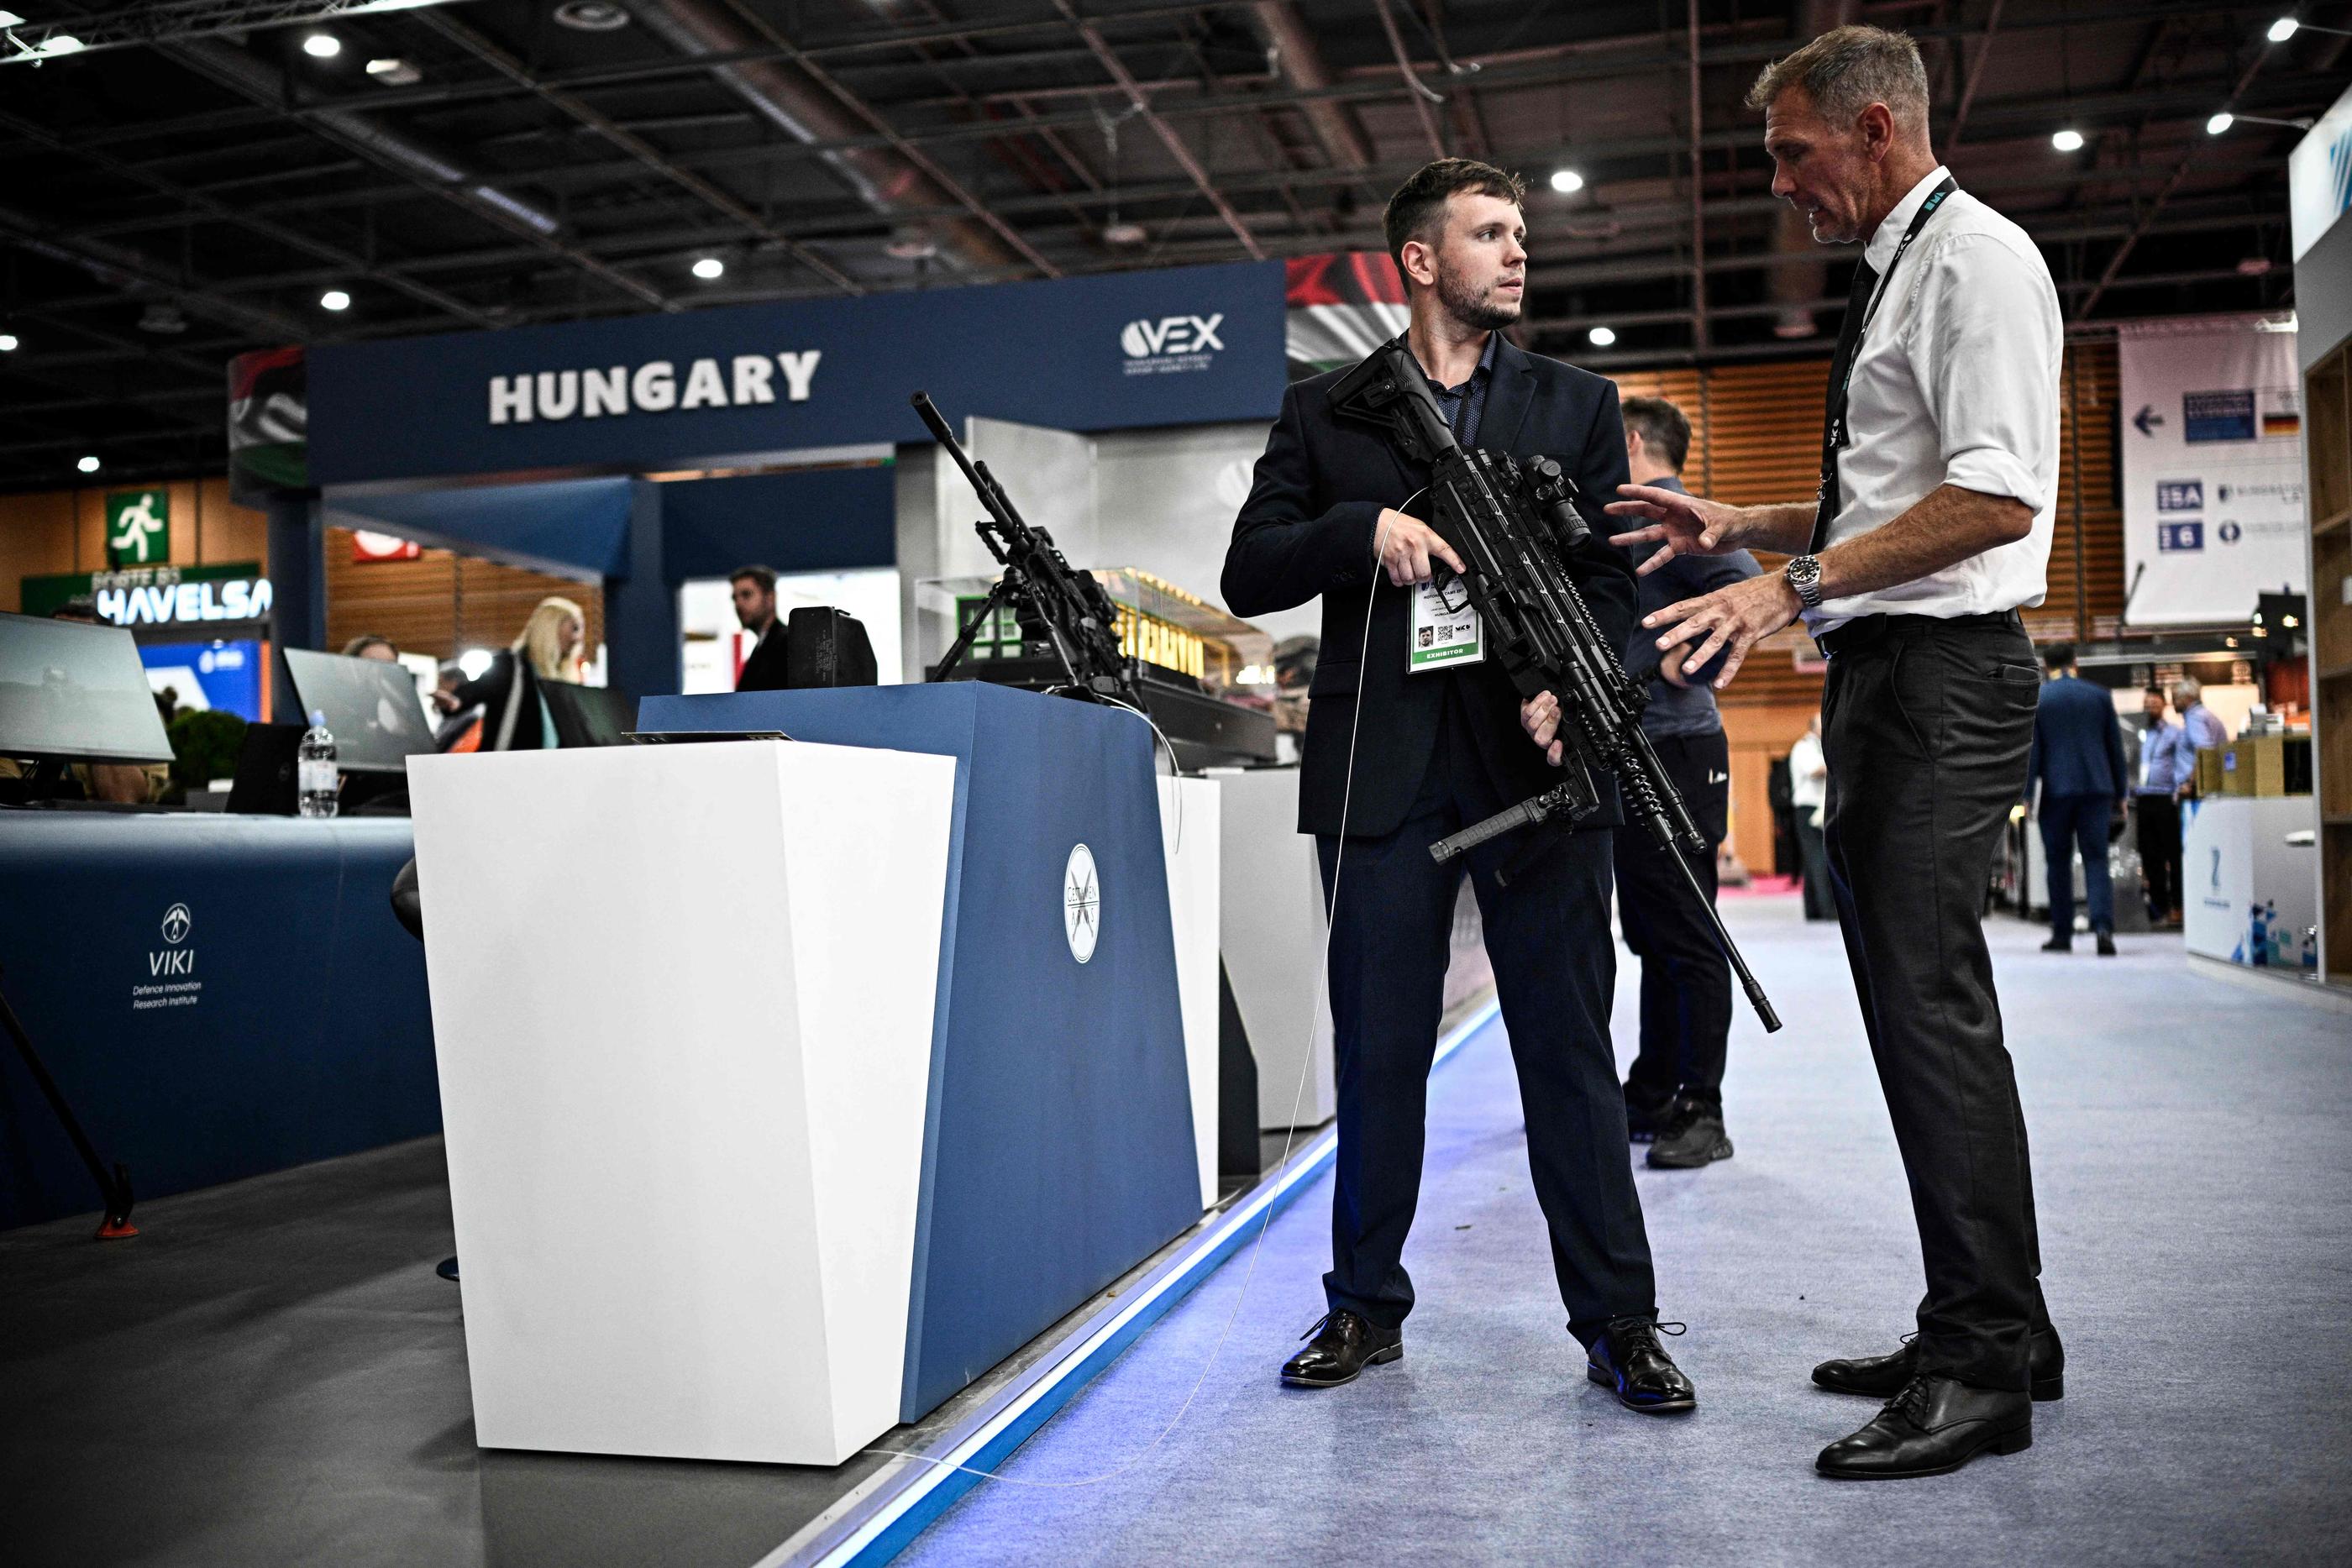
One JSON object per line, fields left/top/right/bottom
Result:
{"left": 1620, "top": 396, "right": 1692, "bottom": 473}
{"left": 729, "top": 564, "right": 777, "bottom": 595}
{"left": 1383, "top": 158, "right": 1527, "bottom": 293}
{"left": 1746, "top": 24, "right": 1929, "bottom": 134}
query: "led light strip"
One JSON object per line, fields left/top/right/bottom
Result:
{"left": 770, "top": 996, "right": 1503, "bottom": 1568}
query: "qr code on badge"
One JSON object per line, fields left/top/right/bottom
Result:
{"left": 1437, "top": 627, "right": 1453, "bottom": 642}
{"left": 1418, "top": 627, "right": 1433, "bottom": 648}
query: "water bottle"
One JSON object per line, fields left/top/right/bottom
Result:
{"left": 297, "top": 708, "right": 339, "bottom": 819}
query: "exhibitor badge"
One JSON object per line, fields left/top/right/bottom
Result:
{"left": 1409, "top": 574, "right": 1483, "bottom": 671}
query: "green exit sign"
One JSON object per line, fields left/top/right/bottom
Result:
{"left": 105, "top": 488, "right": 171, "bottom": 567}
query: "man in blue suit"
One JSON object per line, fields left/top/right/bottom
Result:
{"left": 2024, "top": 643, "right": 2128, "bottom": 955}
{"left": 1225, "top": 159, "right": 1693, "bottom": 1413}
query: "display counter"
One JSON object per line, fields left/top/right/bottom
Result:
{"left": 0, "top": 812, "right": 437, "bottom": 1230}
{"left": 2181, "top": 794, "right": 2321, "bottom": 968}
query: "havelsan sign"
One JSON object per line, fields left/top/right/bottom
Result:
{"left": 307, "top": 260, "right": 1285, "bottom": 486}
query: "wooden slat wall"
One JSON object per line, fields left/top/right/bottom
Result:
{"left": 1604, "top": 342, "right": 2123, "bottom": 873}
{"left": 323, "top": 527, "right": 605, "bottom": 663}
{"left": 0, "top": 477, "right": 268, "bottom": 610}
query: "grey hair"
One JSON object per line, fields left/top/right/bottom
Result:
{"left": 1746, "top": 24, "right": 1930, "bottom": 135}
{"left": 2172, "top": 675, "right": 2202, "bottom": 703}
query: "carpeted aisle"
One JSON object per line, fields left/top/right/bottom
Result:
{"left": 896, "top": 897, "right": 2352, "bottom": 1566}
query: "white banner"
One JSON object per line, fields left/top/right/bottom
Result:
{"left": 2288, "top": 81, "right": 2352, "bottom": 261}
{"left": 2118, "top": 319, "right": 2307, "bottom": 626}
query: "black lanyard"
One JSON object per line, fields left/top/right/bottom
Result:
{"left": 1814, "top": 175, "right": 1957, "bottom": 551}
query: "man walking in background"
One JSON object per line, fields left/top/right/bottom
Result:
{"left": 731, "top": 564, "right": 790, "bottom": 692}
{"left": 1598, "top": 24, "right": 2066, "bottom": 1477}
{"left": 2134, "top": 687, "right": 2192, "bottom": 925}
{"left": 2025, "top": 644, "right": 2129, "bottom": 955}
{"left": 1611, "top": 396, "right": 1758, "bottom": 1168}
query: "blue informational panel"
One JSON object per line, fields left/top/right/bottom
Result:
{"left": 307, "top": 261, "right": 1285, "bottom": 485}
{"left": 638, "top": 683, "right": 1201, "bottom": 1423}
{"left": 139, "top": 637, "right": 264, "bottom": 721}
{"left": 0, "top": 816, "right": 439, "bottom": 1230}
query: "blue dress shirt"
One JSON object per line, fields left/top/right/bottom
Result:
{"left": 2134, "top": 718, "right": 2193, "bottom": 795}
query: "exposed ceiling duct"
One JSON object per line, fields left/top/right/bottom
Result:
{"left": 619, "top": 0, "right": 1021, "bottom": 274}
{"left": 1246, "top": 1, "right": 1373, "bottom": 175}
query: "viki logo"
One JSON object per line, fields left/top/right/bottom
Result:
{"left": 106, "top": 489, "right": 171, "bottom": 568}
{"left": 152, "top": 901, "right": 195, "bottom": 976}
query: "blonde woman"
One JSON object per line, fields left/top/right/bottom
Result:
{"left": 433, "top": 596, "right": 585, "bottom": 751}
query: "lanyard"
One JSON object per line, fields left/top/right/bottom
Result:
{"left": 1827, "top": 175, "right": 1957, "bottom": 450}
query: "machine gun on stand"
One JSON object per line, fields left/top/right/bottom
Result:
{"left": 911, "top": 391, "right": 1147, "bottom": 711}
{"left": 1328, "top": 341, "right": 1781, "bottom": 1033}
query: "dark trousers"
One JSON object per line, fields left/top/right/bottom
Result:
{"left": 2134, "top": 793, "right": 2181, "bottom": 917}
{"left": 1316, "top": 686, "right": 1656, "bottom": 1343}
{"left": 1615, "top": 730, "right": 1730, "bottom": 1114}
{"left": 1821, "top": 615, "right": 2054, "bottom": 1392}
{"left": 1796, "top": 811, "right": 1836, "bottom": 919}
{"left": 2040, "top": 793, "right": 2115, "bottom": 939}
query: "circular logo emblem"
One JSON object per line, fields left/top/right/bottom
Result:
{"left": 1119, "top": 321, "right": 1152, "bottom": 360}
{"left": 2218, "top": 519, "right": 2243, "bottom": 543}
{"left": 1063, "top": 844, "right": 1100, "bottom": 964}
{"left": 161, "top": 902, "right": 192, "bottom": 945}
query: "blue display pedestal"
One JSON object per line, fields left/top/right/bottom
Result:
{"left": 0, "top": 816, "right": 438, "bottom": 1231}
{"left": 638, "top": 683, "right": 1200, "bottom": 1423}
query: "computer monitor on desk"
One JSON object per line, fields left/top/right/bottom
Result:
{"left": 282, "top": 648, "right": 438, "bottom": 774}
{"left": 0, "top": 611, "right": 175, "bottom": 771}
{"left": 538, "top": 679, "right": 633, "bottom": 748}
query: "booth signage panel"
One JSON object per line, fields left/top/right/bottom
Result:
{"left": 21, "top": 562, "right": 272, "bottom": 628}
{"left": 2118, "top": 320, "right": 2307, "bottom": 626}
{"left": 2289, "top": 82, "right": 2352, "bottom": 262}
{"left": 307, "top": 261, "right": 1285, "bottom": 485}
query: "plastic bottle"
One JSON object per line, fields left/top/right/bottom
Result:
{"left": 298, "top": 708, "right": 339, "bottom": 819}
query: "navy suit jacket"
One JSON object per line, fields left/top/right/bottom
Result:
{"left": 2026, "top": 674, "right": 2129, "bottom": 805}
{"left": 1221, "top": 336, "right": 1637, "bottom": 837}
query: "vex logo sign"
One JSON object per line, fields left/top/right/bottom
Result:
{"left": 1120, "top": 313, "right": 1225, "bottom": 376}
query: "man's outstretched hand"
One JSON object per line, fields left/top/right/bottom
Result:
{"left": 1605, "top": 484, "right": 1748, "bottom": 575}
{"left": 1645, "top": 572, "right": 1804, "bottom": 690}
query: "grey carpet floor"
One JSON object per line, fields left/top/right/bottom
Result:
{"left": 899, "top": 898, "right": 2352, "bottom": 1568}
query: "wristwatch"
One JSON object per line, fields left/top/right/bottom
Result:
{"left": 1784, "top": 553, "right": 1824, "bottom": 611}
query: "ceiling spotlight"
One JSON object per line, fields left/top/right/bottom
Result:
{"left": 139, "top": 302, "right": 188, "bottom": 335}
{"left": 553, "top": 0, "right": 632, "bottom": 29}
{"left": 0, "top": 333, "right": 18, "bottom": 352}
{"left": 2268, "top": 17, "right": 2299, "bottom": 43}
{"left": 77, "top": 455, "right": 101, "bottom": 474}
{"left": 37, "top": 33, "right": 83, "bottom": 55}
{"left": 1588, "top": 326, "right": 1617, "bottom": 348}
{"left": 1550, "top": 169, "right": 1585, "bottom": 195}
{"left": 0, "top": 11, "right": 24, "bottom": 25}
{"left": 2208, "top": 112, "right": 2235, "bottom": 135}
{"left": 2238, "top": 256, "right": 2275, "bottom": 276}
{"left": 365, "top": 57, "right": 421, "bottom": 85}
{"left": 2051, "top": 128, "right": 2086, "bottom": 152}
{"left": 885, "top": 228, "right": 939, "bottom": 261}
{"left": 303, "top": 32, "right": 341, "bottom": 57}
{"left": 691, "top": 256, "right": 725, "bottom": 281}
{"left": 320, "top": 288, "right": 351, "bottom": 311}
{"left": 1101, "top": 221, "right": 1147, "bottom": 247}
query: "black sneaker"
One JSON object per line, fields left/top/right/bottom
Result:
{"left": 1624, "top": 1083, "right": 1674, "bottom": 1144}
{"left": 1647, "top": 1100, "right": 1733, "bottom": 1169}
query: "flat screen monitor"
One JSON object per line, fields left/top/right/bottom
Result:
{"left": 538, "top": 679, "right": 634, "bottom": 747}
{"left": 0, "top": 611, "right": 176, "bottom": 764}
{"left": 140, "top": 637, "right": 265, "bottom": 722}
{"left": 283, "top": 647, "right": 438, "bottom": 774}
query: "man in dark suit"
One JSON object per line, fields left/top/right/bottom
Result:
{"left": 2024, "top": 643, "right": 2129, "bottom": 955}
{"left": 731, "top": 564, "right": 790, "bottom": 692}
{"left": 1223, "top": 159, "right": 1694, "bottom": 1413}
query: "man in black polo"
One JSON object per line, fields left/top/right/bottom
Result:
{"left": 1610, "top": 396, "right": 1758, "bottom": 1168}
{"left": 1225, "top": 158, "right": 1693, "bottom": 1415}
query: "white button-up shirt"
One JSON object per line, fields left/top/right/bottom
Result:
{"left": 1809, "top": 165, "right": 2062, "bottom": 636}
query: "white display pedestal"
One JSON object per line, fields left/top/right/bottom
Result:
{"left": 1208, "top": 768, "right": 1337, "bottom": 1131}
{"left": 1158, "top": 776, "right": 1221, "bottom": 1211}
{"left": 407, "top": 739, "right": 956, "bottom": 1466}
{"left": 2182, "top": 794, "right": 2320, "bottom": 968}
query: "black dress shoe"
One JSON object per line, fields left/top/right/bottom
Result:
{"left": 1813, "top": 1329, "right": 2064, "bottom": 1402}
{"left": 1280, "top": 1309, "right": 1401, "bottom": 1388}
{"left": 2096, "top": 930, "right": 2117, "bottom": 956}
{"left": 1646, "top": 1100, "right": 1733, "bottom": 1169}
{"left": 1816, "top": 1373, "right": 2031, "bottom": 1479}
{"left": 1585, "top": 1317, "right": 1696, "bottom": 1413}
{"left": 2040, "top": 936, "right": 2071, "bottom": 952}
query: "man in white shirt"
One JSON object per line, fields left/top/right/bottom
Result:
{"left": 1588, "top": 24, "right": 2063, "bottom": 1480}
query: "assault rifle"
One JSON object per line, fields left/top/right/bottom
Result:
{"left": 1328, "top": 342, "right": 1781, "bottom": 1032}
{"left": 911, "top": 391, "right": 1145, "bottom": 709}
